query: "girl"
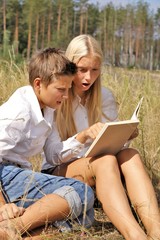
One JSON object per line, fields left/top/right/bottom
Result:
{"left": 42, "top": 36, "right": 160, "bottom": 240}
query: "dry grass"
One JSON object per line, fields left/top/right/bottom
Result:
{"left": 0, "top": 61, "right": 160, "bottom": 239}
{"left": 103, "top": 67, "right": 160, "bottom": 177}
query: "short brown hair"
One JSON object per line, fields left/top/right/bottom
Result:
{"left": 28, "top": 47, "right": 77, "bottom": 86}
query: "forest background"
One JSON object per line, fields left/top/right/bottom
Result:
{"left": 1, "top": 0, "right": 160, "bottom": 70}
{"left": 0, "top": 0, "right": 160, "bottom": 239}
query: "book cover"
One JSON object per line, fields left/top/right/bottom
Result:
{"left": 84, "top": 98, "right": 143, "bottom": 158}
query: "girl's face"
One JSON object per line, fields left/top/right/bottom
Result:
{"left": 73, "top": 55, "right": 101, "bottom": 96}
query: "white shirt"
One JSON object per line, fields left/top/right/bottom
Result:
{"left": 0, "top": 86, "right": 54, "bottom": 169}
{"left": 42, "top": 87, "right": 118, "bottom": 170}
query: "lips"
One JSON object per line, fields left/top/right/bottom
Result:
{"left": 82, "top": 83, "right": 90, "bottom": 86}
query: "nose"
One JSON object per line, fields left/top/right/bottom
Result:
{"left": 62, "top": 89, "right": 68, "bottom": 99}
{"left": 85, "top": 70, "right": 91, "bottom": 80}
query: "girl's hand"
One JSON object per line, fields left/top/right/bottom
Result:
{"left": 129, "top": 127, "right": 139, "bottom": 140}
{"left": 76, "top": 122, "right": 104, "bottom": 143}
{"left": 0, "top": 203, "right": 25, "bottom": 221}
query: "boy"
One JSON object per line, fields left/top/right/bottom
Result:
{"left": 0, "top": 48, "right": 94, "bottom": 239}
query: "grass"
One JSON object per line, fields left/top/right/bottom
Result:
{"left": 0, "top": 60, "right": 160, "bottom": 239}
{"left": 103, "top": 67, "right": 160, "bottom": 167}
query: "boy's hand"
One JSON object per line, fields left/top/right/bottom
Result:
{"left": 0, "top": 203, "right": 25, "bottom": 221}
{"left": 76, "top": 122, "right": 104, "bottom": 143}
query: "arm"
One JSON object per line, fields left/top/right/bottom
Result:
{"left": 0, "top": 191, "right": 6, "bottom": 206}
{"left": 44, "top": 121, "right": 104, "bottom": 167}
{"left": 101, "top": 86, "right": 118, "bottom": 122}
{"left": 44, "top": 122, "right": 85, "bottom": 166}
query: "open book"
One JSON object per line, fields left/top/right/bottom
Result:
{"left": 84, "top": 97, "right": 143, "bottom": 158}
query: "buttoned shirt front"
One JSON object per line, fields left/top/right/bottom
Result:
{"left": 0, "top": 86, "right": 54, "bottom": 169}
{"left": 43, "top": 87, "right": 118, "bottom": 170}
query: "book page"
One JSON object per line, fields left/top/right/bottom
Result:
{"left": 131, "top": 97, "right": 144, "bottom": 120}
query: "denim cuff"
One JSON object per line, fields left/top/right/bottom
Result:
{"left": 53, "top": 185, "right": 82, "bottom": 219}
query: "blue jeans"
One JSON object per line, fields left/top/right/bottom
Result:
{"left": 0, "top": 164, "right": 94, "bottom": 229}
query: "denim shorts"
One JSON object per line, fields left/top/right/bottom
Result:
{"left": 0, "top": 164, "right": 94, "bottom": 228}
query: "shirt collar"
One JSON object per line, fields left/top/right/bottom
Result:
{"left": 24, "top": 86, "right": 54, "bottom": 125}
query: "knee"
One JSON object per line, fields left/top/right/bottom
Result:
{"left": 95, "top": 155, "right": 119, "bottom": 174}
{"left": 117, "top": 148, "right": 141, "bottom": 165}
{"left": 117, "top": 148, "right": 145, "bottom": 176}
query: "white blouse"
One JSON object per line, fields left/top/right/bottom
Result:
{"left": 42, "top": 87, "right": 118, "bottom": 170}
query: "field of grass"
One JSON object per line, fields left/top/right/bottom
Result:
{"left": 103, "top": 67, "right": 160, "bottom": 181}
{"left": 0, "top": 59, "right": 160, "bottom": 239}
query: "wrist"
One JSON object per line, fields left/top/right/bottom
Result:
{"left": 0, "top": 192, "right": 6, "bottom": 206}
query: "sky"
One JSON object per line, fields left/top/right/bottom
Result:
{"left": 88, "top": 0, "right": 160, "bottom": 13}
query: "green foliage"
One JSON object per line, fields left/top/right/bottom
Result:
{"left": 0, "top": 0, "right": 160, "bottom": 69}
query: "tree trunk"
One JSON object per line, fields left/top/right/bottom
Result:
{"left": 149, "top": 44, "right": 153, "bottom": 70}
{"left": 103, "top": 9, "right": 107, "bottom": 62}
{"left": 57, "top": 2, "right": 62, "bottom": 39}
{"left": 35, "top": 14, "right": 39, "bottom": 51}
{"left": 14, "top": 10, "right": 19, "bottom": 54}
{"left": 3, "top": 0, "right": 6, "bottom": 32}
{"left": 47, "top": 11, "right": 51, "bottom": 45}
{"left": 135, "top": 27, "right": 141, "bottom": 66}
{"left": 85, "top": 10, "right": 88, "bottom": 34}
{"left": 41, "top": 16, "right": 45, "bottom": 49}
{"left": 65, "top": 7, "right": 68, "bottom": 38}
{"left": 27, "top": 17, "right": 32, "bottom": 59}
{"left": 3, "top": 0, "right": 7, "bottom": 55}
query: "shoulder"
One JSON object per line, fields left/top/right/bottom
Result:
{"left": 101, "top": 86, "right": 118, "bottom": 122}
{"left": 4, "top": 86, "right": 33, "bottom": 104}
{"left": 101, "top": 86, "right": 116, "bottom": 102}
{"left": 0, "top": 86, "right": 33, "bottom": 124}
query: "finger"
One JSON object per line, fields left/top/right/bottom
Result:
{"left": 17, "top": 207, "right": 25, "bottom": 216}
{"left": 1, "top": 204, "right": 16, "bottom": 220}
{"left": 88, "top": 127, "right": 99, "bottom": 139}
{"left": 1, "top": 209, "right": 14, "bottom": 220}
{"left": 96, "top": 122, "right": 104, "bottom": 130}
{"left": 0, "top": 214, "right": 4, "bottom": 222}
{"left": 10, "top": 204, "right": 25, "bottom": 217}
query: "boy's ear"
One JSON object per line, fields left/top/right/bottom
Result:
{"left": 33, "top": 78, "right": 41, "bottom": 90}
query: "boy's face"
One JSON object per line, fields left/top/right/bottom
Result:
{"left": 35, "top": 75, "right": 73, "bottom": 109}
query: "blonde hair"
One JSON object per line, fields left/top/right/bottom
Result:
{"left": 56, "top": 35, "right": 103, "bottom": 140}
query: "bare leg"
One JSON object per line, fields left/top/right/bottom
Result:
{"left": 117, "top": 148, "right": 160, "bottom": 240}
{"left": 0, "top": 193, "right": 70, "bottom": 239}
{"left": 53, "top": 155, "right": 147, "bottom": 240}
